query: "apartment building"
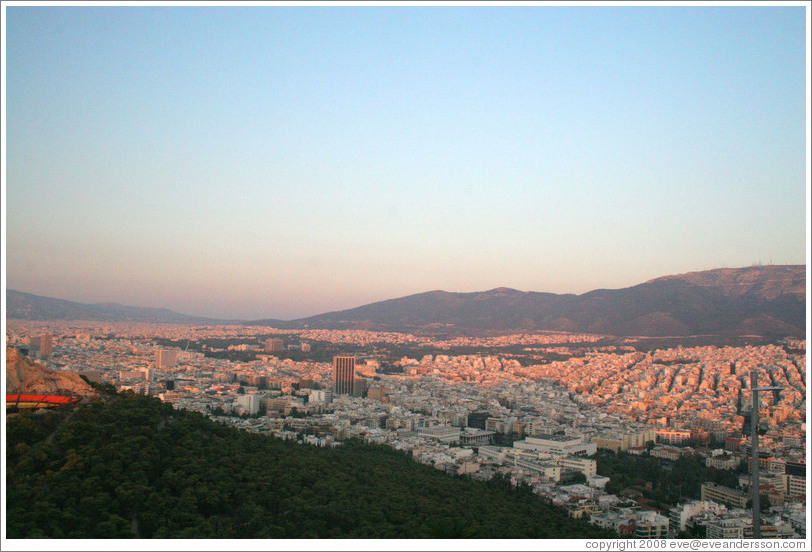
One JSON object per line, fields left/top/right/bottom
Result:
{"left": 700, "top": 483, "right": 748, "bottom": 509}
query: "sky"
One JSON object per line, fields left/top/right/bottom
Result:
{"left": 3, "top": 2, "right": 809, "bottom": 321}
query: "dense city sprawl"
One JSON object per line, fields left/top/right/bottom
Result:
{"left": 7, "top": 320, "right": 807, "bottom": 539}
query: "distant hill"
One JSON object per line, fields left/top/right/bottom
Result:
{"left": 5, "top": 290, "right": 239, "bottom": 325}
{"left": 249, "top": 265, "right": 806, "bottom": 338}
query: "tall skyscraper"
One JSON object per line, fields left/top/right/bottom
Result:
{"left": 333, "top": 356, "right": 355, "bottom": 395}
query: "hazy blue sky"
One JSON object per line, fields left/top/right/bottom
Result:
{"left": 4, "top": 4, "right": 809, "bottom": 320}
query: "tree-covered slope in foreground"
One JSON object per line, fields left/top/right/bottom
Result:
{"left": 6, "top": 391, "right": 614, "bottom": 539}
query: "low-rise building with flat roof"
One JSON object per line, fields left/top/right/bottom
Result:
{"left": 513, "top": 434, "right": 596, "bottom": 456}
{"left": 700, "top": 482, "right": 748, "bottom": 509}
{"left": 418, "top": 425, "right": 461, "bottom": 444}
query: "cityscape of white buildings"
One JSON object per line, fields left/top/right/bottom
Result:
{"left": 6, "top": 320, "right": 808, "bottom": 539}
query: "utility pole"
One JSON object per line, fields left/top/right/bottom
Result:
{"left": 750, "top": 366, "right": 781, "bottom": 539}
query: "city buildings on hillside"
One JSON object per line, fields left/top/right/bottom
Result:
{"left": 5, "top": 320, "right": 806, "bottom": 540}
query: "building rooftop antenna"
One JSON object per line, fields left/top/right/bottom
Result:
{"left": 750, "top": 364, "right": 781, "bottom": 539}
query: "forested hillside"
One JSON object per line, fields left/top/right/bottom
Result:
{"left": 6, "top": 391, "right": 614, "bottom": 539}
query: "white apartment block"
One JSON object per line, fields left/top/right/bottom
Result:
{"left": 706, "top": 454, "right": 743, "bottom": 470}
{"left": 235, "top": 393, "right": 260, "bottom": 416}
{"left": 783, "top": 474, "right": 806, "bottom": 498}
{"left": 592, "top": 428, "right": 656, "bottom": 452}
{"left": 705, "top": 518, "right": 750, "bottom": 539}
{"left": 656, "top": 428, "right": 692, "bottom": 446}
{"left": 555, "top": 456, "right": 598, "bottom": 477}
{"left": 669, "top": 500, "right": 727, "bottom": 534}
{"left": 635, "top": 510, "right": 670, "bottom": 538}
{"left": 700, "top": 483, "right": 748, "bottom": 509}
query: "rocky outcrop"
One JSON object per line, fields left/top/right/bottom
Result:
{"left": 6, "top": 348, "right": 96, "bottom": 397}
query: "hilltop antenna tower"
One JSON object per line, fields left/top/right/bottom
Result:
{"left": 749, "top": 365, "right": 781, "bottom": 539}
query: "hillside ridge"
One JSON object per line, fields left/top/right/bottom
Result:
{"left": 270, "top": 265, "right": 805, "bottom": 337}
{"left": 8, "top": 265, "right": 806, "bottom": 337}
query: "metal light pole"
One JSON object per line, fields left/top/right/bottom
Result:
{"left": 750, "top": 366, "right": 781, "bottom": 539}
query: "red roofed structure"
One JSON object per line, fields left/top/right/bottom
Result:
{"left": 6, "top": 394, "right": 80, "bottom": 409}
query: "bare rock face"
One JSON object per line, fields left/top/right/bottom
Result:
{"left": 653, "top": 265, "right": 805, "bottom": 300}
{"left": 6, "top": 348, "right": 97, "bottom": 397}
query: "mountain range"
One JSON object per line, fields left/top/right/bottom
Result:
{"left": 251, "top": 265, "right": 806, "bottom": 338}
{"left": 5, "top": 290, "right": 236, "bottom": 325}
{"left": 6, "top": 265, "right": 807, "bottom": 338}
